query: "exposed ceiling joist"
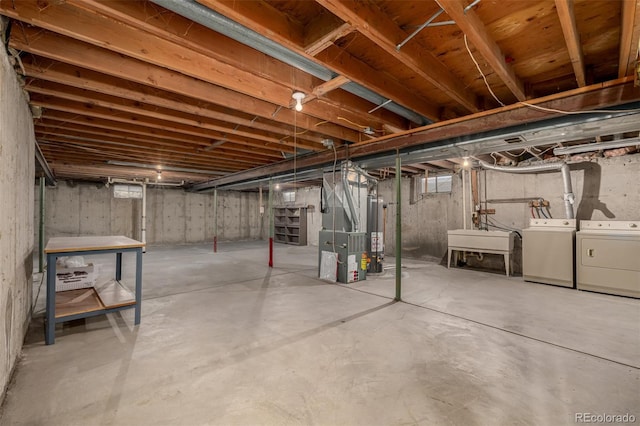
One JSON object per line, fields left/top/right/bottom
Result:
{"left": 8, "top": 25, "right": 360, "bottom": 143}
{"left": 315, "top": 0, "right": 479, "bottom": 113}
{"left": 437, "top": 0, "right": 526, "bottom": 102}
{"left": 197, "top": 0, "right": 442, "bottom": 121}
{"left": 618, "top": 0, "right": 640, "bottom": 78}
{"left": 304, "top": 22, "right": 354, "bottom": 56}
{"left": 554, "top": 0, "right": 586, "bottom": 87}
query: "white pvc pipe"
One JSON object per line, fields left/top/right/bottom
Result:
{"left": 462, "top": 169, "right": 467, "bottom": 230}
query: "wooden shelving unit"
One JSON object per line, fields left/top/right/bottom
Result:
{"left": 274, "top": 206, "right": 307, "bottom": 246}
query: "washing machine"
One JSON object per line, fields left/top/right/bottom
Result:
{"left": 523, "top": 218, "right": 576, "bottom": 287}
{"left": 576, "top": 220, "right": 640, "bottom": 298}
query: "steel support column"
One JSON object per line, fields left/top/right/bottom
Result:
{"left": 395, "top": 154, "right": 402, "bottom": 301}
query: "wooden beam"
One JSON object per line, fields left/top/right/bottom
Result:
{"left": 554, "top": 0, "right": 586, "bottom": 87}
{"left": 437, "top": 0, "right": 527, "bottom": 101}
{"left": 305, "top": 22, "right": 354, "bottom": 56}
{"left": 21, "top": 56, "right": 325, "bottom": 145}
{"left": 0, "top": 1, "right": 295, "bottom": 105}
{"left": 425, "top": 160, "right": 457, "bottom": 170}
{"left": 197, "top": 0, "right": 440, "bottom": 121}
{"left": 28, "top": 94, "right": 297, "bottom": 155}
{"left": 67, "top": 0, "right": 403, "bottom": 132}
{"left": 45, "top": 163, "right": 216, "bottom": 183}
{"left": 315, "top": 0, "right": 479, "bottom": 113}
{"left": 36, "top": 140, "right": 255, "bottom": 171}
{"left": 26, "top": 78, "right": 322, "bottom": 152}
{"left": 37, "top": 113, "right": 285, "bottom": 159}
{"left": 25, "top": 80, "right": 321, "bottom": 153}
{"left": 36, "top": 129, "right": 268, "bottom": 165}
{"left": 197, "top": 78, "right": 638, "bottom": 188}
{"left": 35, "top": 120, "right": 281, "bottom": 162}
{"left": 6, "top": 22, "right": 362, "bottom": 143}
{"left": 619, "top": 0, "right": 640, "bottom": 78}
{"left": 313, "top": 75, "right": 351, "bottom": 97}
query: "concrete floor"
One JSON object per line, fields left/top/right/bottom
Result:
{"left": 1, "top": 241, "right": 639, "bottom": 425}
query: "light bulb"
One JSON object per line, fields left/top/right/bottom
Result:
{"left": 275, "top": 183, "right": 280, "bottom": 190}
{"left": 157, "top": 171, "right": 162, "bottom": 180}
{"left": 292, "top": 91, "right": 305, "bottom": 112}
{"left": 463, "top": 157, "right": 470, "bottom": 168}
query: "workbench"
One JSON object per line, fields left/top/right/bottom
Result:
{"left": 44, "top": 236, "right": 145, "bottom": 345}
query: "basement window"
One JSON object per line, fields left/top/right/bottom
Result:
{"left": 283, "top": 191, "right": 296, "bottom": 203}
{"left": 427, "top": 175, "right": 452, "bottom": 193}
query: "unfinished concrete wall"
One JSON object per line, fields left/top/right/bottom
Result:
{"left": 0, "top": 42, "right": 35, "bottom": 402}
{"left": 378, "top": 154, "right": 640, "bottom": 271}
{"left": 378, "top": 174, "right": 463, "bottom": 261}
{"left": 37, "top": 184, "right": 266, "bottom": 245}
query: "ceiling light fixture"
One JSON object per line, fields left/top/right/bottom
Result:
{"left": 463, "top": 157, "right": 470, "bottom": 168}
{"left": 292, "top": 91, "right": 305, "bottom": 112}
{"left": 157, "top": 170, "right": 162, "bottom": 180}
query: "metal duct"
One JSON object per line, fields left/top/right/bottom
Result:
{"left": 342, "top": 164, "right": 360, "bottom": 231}
{"left": 151, "top": 0, "right": 429, "bottom": 125}
{"left": 478, "top": 160, "right": 575, "bottom": 219}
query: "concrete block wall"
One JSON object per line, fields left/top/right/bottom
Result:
{"left": 36, "top": 183, "right": 267, "bottom": 245}
{"left": 376, "top": 154, "right": 640, "bottom": 271}
{"left": 0, "top": 40, "right": 35, "bottom": 402}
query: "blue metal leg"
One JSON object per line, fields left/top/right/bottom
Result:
{"left": 116, "top": 252, "right": 122, "bottom": 281}
{"left": 46, "top": 254, "right": 56, "bottom": 345}
{"left": 134, "top": 248, "right": 142, "bottom": 325}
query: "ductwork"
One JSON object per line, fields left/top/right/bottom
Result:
{"left": 342, "top": 165, "right": 360, "bottom": 232}
{"left": 478, "top": 160, "right": 575, "bottom": 219}
{"left": 151, "top": 0, "right": 429, "bottom": 125}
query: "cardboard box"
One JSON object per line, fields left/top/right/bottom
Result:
{"left": 55, "top": 263, "right": 95, "bottom": 292}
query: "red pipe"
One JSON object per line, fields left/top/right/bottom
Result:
{"left": 213, "top": 236, "right": 217, "bottom": 253}
{"left": 268, "top": 237, "right": 273, "bottom": 267}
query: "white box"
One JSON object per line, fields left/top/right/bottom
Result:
{"left": 55, "top": 263, "right": 95, "bottom": 292}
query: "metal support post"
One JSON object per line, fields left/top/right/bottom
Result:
{"left": 213, "top": 189, "right": 218, "bottom": 252}
{"left": 39, "top": 176, "right": 45, "bottom": 273}
{"left": 268, "top": 180, "right": 274, "bottom": 267}
{"left": 395, "top": 154, "right": 402, "bottom": 301}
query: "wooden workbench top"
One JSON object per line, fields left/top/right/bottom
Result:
{"left": 45, "top": 235, "right": 145, "bottom": 253}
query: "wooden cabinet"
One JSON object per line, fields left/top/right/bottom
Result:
{"left": 274, "top": 206, "right": 307, "bottom": 245}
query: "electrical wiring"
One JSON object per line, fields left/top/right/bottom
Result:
{"left": 532, "top": 144, "right": 559, "bottom": 157}
{"left": 485, "top": 220, "right": 523, "bottom": 239}
{"left": 518, "top": 101, "right": 640, "bottom": 115}
{"left": 337, "top": 116, "right": 384, "bottom": 133}
{"left": 463, "top": 33, "right": 640, "bottom": 116}
{"left": 486, "top": 216, "right": 522, "bottom": 235}
{"left": 464, "top": 34, "right": 505, "bottom": 107}
{"left": 539, "top": 206, "right": 548, "bottom": 219}
{"left": 545, "top": 206, "right": 553, "bottom": 218}
{"left": 530, "top": 206, "right": 535, "bottom": 218}
{"left": 489, "top": 152, "right": 499, "bottom": 165}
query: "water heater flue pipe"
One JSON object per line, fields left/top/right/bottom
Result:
{"left": 478, "top": 160, "right": 575, "bottom": 219}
